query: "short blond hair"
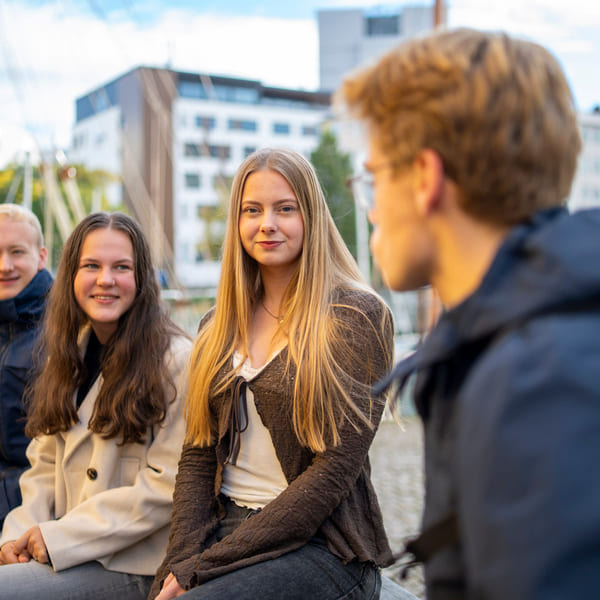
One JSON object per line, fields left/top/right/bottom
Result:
{"left": 336, "top": 28, "right": 582, "bottom": 225}
{"left": 0, "top": 203, "right": 44, "bottom": 247}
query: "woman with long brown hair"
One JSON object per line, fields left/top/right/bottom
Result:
{"left": 0, "top": 212, "right": 191, "bottom": 600}
{"left": 151, "top": 148, "right": 395, "bottom": 600}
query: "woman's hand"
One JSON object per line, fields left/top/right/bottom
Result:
{"left": 155, "top": 572, "right": 186, "bottom": 599}
{"left": 0, "top": 541, "right": 21, "bottom": 565}
{"left": 13, "top": 526, "right": 49, "bottom": 564}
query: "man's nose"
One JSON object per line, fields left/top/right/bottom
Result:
{"left": 0, "top": 252, "right": 13, "bottom": 272}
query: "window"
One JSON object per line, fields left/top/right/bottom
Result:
{"left": 178, "top": 80, "right": 208, "bottom": 99}
{"left": 184, "top": 143, "right": 201, "bottom": 157}
{"left": 273, "top": 122, "right": 290, "bottom": 135}
{"left": 214, "top": 85, "right": 259, "bottom": 104}
{"left": 196, "top": 116, "right": 216, "bottom": 130}
{"left": 212, "top": 173, "right": 232, "bottom": 189}
{"left": 262, "top": 96, "right": 312, "bottom": 109}
{"left": 184, "top": 142, "right": 230, "bottom": 159}
{"left": 208, "top": 145, "right": 231, "bottom": 160}
{"left": 72, "top": 133, "right": 87, "bottom": 149}
{"left": 365, "top": 15, "right": 399, "bottom": 36}
{"left": 185, "top": 173, "right": 201, "bottom": 188}
{"left": 228, "top": 119, "right": 257, "bottom": 132}
{"left": 195, "top": 243, "right": 207, "bottom": 263}
{"left": 302, "top": 125, "right": 317, "bottom": 136}
{"left": 243, "top": 146, "right": 257, "bottom": 157}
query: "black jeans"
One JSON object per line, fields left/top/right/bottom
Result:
{"left": 177, "top": 496, "right": 381, "bottom": 600}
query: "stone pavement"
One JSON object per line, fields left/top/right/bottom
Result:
{"left": 370, "top": 417, "right": 425, "bottom": 599}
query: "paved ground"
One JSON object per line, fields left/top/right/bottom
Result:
{"left": 370, "top": 417, "right": 425, "bottom": 599}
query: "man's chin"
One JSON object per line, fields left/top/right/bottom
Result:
{"left": 0, "top": 280, "right": 24, "bottom": 300}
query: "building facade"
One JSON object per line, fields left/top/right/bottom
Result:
{"left": 318, "top": 4, "right": 440, "bottom": 92}
{"left": 570, "top": 109, "right": 600, "bottom": 210}
{"left": 70, "top": 67, "right": 330, "bottom": 290}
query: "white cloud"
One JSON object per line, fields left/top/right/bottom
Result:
{"left": 448, "top": 0, "right": 600, "bottom": 53}
{"left": 157, "top": 11, "right": 318, "bottom": 89}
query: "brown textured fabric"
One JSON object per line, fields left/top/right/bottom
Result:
{"left": 149, "top": 288, "right": 394, "bottom": 598}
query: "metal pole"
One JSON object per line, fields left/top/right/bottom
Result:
{"left": 420, "top": 0, "right": 446, "bottom": 336}
{"left": 434, "top": 0, "right": 444, "bottom": 27}
{"left": 355, "top": 200, "right": 370, "bottom": 282}
{"left": 23, "top": 152, "right": 32, "bottom": 210}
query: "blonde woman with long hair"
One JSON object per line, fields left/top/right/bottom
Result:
{"left": 151, "top": 148, "right": 395, "bottom": 600}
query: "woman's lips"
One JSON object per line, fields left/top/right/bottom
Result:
{"left": 257, "top": 241, "right": 282, "bottom": 248}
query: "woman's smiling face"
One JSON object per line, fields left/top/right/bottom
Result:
{"left": 238, "top": 168, "right": 305, "bottom": 277}
{"left": 73, "top": 227, "right": 137, "bottom": 343}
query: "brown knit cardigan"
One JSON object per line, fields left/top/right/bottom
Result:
{"left": 149, "top": 287, "right": 394, "bottom": 598}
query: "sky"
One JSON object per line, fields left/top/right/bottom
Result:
{"left": 1, "top": 0, "right": 599, "bottom": 167}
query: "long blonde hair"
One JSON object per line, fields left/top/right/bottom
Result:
{"left": 186, "top": 148, "right": 390, "bottom": 452}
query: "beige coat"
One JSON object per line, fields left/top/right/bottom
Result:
{"left": 0, "top": 334, "right": 192, "bottom": 575}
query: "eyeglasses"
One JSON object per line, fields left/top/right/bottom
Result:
{"left": 346, "top": 161, "right": 407, "bottom": 212}
{"left": 347, "top": 171, "right": 375, "bottom": 212}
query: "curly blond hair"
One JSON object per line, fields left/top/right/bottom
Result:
{"left": 336, "top": 27, "right": 581, "bottom": 225}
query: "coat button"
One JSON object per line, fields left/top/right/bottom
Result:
{"left": 86, "top": 468, "right": 98, "bottom": 480}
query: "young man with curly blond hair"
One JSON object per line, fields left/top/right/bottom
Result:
{"left": 337, "top": 28, "right": 599, "bottom": 599}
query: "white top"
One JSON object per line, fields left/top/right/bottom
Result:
{"left": 220, "top": 351, "right": 288, "bottom": 510}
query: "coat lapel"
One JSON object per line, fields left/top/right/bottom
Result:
{"left": 61, "top": 375, "right": 103, "bottom": 464}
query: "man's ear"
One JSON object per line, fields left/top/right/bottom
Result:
{"left": 413, "top": 149, "right": 445, "bottom": 217}
{"left": 37, "top": 246, "right": 48, "bottom": 271}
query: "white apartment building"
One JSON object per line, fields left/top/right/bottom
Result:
{"left": 570, "top": 109, "right": 600, "bottom": 210}
{"left": 70, "top": 67, "right": 330, "bottom": 290}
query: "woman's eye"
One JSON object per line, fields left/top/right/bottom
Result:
{"left": 115, "top": 264, "right": 132, "bottom": 271}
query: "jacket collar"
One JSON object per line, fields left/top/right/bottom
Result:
{"left": 376, "top": 207, "right": 600, "bottom": 394}
{"left": 0, "top": 269, "right": 53, "bottom": 323}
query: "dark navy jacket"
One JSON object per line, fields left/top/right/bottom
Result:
{"left": 384, "top": 208, "right": 600, "bottom": 599}
{"left": 0, "top": 269, "right": 52, "bottom": 526}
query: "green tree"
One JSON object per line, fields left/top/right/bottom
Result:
{"left": 310, "top": 128, "right": 357, "bottom": 259}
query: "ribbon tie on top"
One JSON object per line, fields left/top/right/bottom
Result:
{"left": 226, "top": 375, "right": 249, "bottom": 465}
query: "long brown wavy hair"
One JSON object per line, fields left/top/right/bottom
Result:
{"left": 26, "top": 212, "right": 187, "bottom": 444}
